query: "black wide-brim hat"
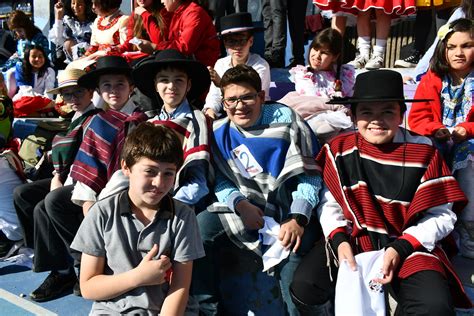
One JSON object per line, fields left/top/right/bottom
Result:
{"left": 327, "top": 70, "right": 430, "bottom": 105}
{"left": 219, "top": 12, "right": 264, "bottom": 36}
{"left": 132, "top": 49, "right": 211, "bottom": 99}
{"left": 78, "top": 56, "right": 132, "bottom": 89}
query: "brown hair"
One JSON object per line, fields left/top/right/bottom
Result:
{"left": 220, "top": 64, "right": 262, "bottom": 94}
{"left": 132, "top": 2, "right": 166, "bottom": 42}
{"left": 7, "top": 10, "right": 40, "bottom": 40}
{"left": 121, "top": 122, "right": 184, "bottom": 169}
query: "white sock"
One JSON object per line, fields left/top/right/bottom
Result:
{"left": 373, "top": 39, "right": 387, "bottom": 57}
{"left": 357, "top": 36, "right": 371, "bottom": 57}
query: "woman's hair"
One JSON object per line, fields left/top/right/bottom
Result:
{"left": 460, "top": 0, "right": 473, "bottom": 19}
{"left": 133, "top": 1, "right": 166, "bottom": 41}
{"left": 7, "top": 10, "right": 41, "bottom": 40}
{"left": 307, "top": 27, "right": 343, "bottom": 68}
{"left": 430, "top": 18, "right": 474, "bottom": 77}
{"left": 64, "top": 0, "right": 96, "bottom": 22}
{"left": 92, "top": 0, "right": 122, "bottom": 13}
{"left": 22, "top": 44, "right": 50, "bottom": 84}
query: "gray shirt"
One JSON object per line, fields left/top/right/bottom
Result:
{"left": 71, "top": 190, "right": 205, "bottom": 315}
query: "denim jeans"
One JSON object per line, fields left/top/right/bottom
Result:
{"left": 192, "top": 209, "right": 321, "bottom": 316}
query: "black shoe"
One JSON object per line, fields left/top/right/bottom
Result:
{"left": 30, "top": 270, "right": 77, "bottom": 302}
{"left": 73, "top": 280, "right": 81, "bottom": 297}
{"left": 394, "top": 51, "right": 422, "bottom": 68}
{"left": 0, "top": 231, "right": 18, "bottom": 257}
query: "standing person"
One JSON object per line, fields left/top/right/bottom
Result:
{"left": 48, "top": 0, "right": 96, "bottom": 63}
{"left": 203, "top": 12, "right": 270, "bottom": 120}
{"left": 156, "top": 0, "right": 221, "bottom": 67}
{"left": 13, "top": 68, "right": 99, "bottom": 301}
{"left": 71, "top": 122, "right": 205, "bottom": 315}
{"left": 193, "top": 64, "right": 323, "bottom": 315}
{"left": 408, "top": 18, "right": 474, "bottom": 258}
{"left": 290, "top": 70, "right": 472, "bottom": 314}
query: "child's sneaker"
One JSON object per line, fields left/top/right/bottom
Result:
{"left": 348, "top": 55, "right": 369, "bottom": 69}
{"left": 394, "top": 51, "right": 422, "bottom": 68}
{"left": 365, "top": 55, "right": 384, "bottom": 70}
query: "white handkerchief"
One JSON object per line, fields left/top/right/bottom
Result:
{"left": 258, "top": 216, "right": 290, "bottom": 272}
{"left": 335, "top": 249, "right": 386, "bottom": 316}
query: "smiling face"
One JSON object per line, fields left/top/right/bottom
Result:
{"left": 29, "top": 48, "right": 45, "bottom": 71}
{"left": 154, "top": 68, "right": 190, "bottom": 112}
{"left": 354, "top": 102, "right": 403, "bottom": 145}
{"left": 446, "top": 31, "right": 474, "bottom": 79}
{"left": 98, "top": 74, "right": 134, "bottom": 111}
{"left": 308, "top": 46, "right": 338, "bottom": 71}
{"left": 222, "top": 82, "right": 264, "bottom": 128}
{"left": 71, "top": 0, "right": 86, "bottom": 20}
{"left": 161, "top": 0, "right": 180, "bottom": 12}
{"left": 122, "top": 157, "right": 177, "bottom": 211}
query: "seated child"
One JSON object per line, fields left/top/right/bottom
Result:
{"left": 13, "top": 68, "right": 99, "bottom": 301}
{"left": 71, "top": 122, "right": 205, "bottom": 314}
{"left": 193, "top": 64, "right": 323, "bottom": 315}
{"left": 279, "top": 28, "right": 355, "bottom": 142}
{"left": 290, "top": 70, "right": 472, "bottom": 314}
{"left": 96, "top": 49, "right": 212, "bottom": 210}
{"left": 203, "top": 12, "right": 270, "bottom": 119}
{"left": 408, "top": 18, "right": 474, "bottom": 259}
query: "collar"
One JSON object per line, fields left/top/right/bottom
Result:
{"left": 72, "top": 103, "right": 95, "bottom": 121}
{"left": 158, "top": 99, "right": 193, "bottom": 120}
{"left": 120, "top": 191, "right": 175, "bottom": 220}
{"left": 120, "top": 99, "right": 138, "bottom": 115}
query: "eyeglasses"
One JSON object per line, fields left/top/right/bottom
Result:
{"left": 61, "top": 88, "right": 87, "bottom": 101}
{"left": 222, "top": 93, "right": 259, "bottom": 109}
{"left": 223, "top": 37, "right": 249, "bottom": 47}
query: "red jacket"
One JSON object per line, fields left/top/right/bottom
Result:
{"left": 156, "top": 1, "right": 220, "bottom": 67}
{"left": 409, "top": 69, "right": 474, "bottom": 137}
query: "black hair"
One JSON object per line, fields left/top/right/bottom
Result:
{"left": 220, "top": 64, "right": 262, "bottom": 94}
{"left": 307, "top": 27, "right": 343, "bottom": 68}
{"left": 21, "top": 44, "right": 51, "bottom": 85}
{"left": 92, "top": 0, "right": 122, "bottom": 13}
{"left": 64, "top": 0, "right": 96, "bottom": 22}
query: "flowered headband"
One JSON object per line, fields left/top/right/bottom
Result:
{"left": 437, "top": 23, "right": 453, "bottom": 41}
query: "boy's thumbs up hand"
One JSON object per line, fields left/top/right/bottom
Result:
{"left": 135, "top": 244, "right": 172, "bottom": 286}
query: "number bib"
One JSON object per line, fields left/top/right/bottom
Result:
{"left": 232, "top": 144, "right": 263, "bottom": 178}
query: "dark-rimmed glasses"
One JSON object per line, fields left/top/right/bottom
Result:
{"left": 221, "top": 93, "right": 258, "bottom": 109}
{"left": 61, "top": 88, "right": 87, "bottom": 101}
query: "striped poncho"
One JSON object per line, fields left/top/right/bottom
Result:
{"left": 210, "top": 103, "right": 321, "bottom": 254}
{"left": 317, "top": 128, "right": 471, "bottom": 308}
{"left": 70, "top": 109, "right": 147, "bottom": 194}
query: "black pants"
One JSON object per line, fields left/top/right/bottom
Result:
{"left": 14, "top": 178, "right": 52, "bottom": 248}
{"left": 33, "top": 184, "right": 83, "bottom": 272}
{"left": 414, "top": 8, "right": 452, "bottom": 53}
{"left": 287, "top": 0, "right": 308, "bottom": 65}
{"left": 261, "top": 0, "right": 287, "bottom": 66}
{"left": 291, "top": 241, "right": 455, "bottom": 316}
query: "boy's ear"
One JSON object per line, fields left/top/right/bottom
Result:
{"left": 248, "top": 36, "right": 254, "bottom": 46}
{"left": 121, "top": 159, "right": 130, "bottom": 176}
{"left": 186, "top": 79, "right": 192, "bottom": 94}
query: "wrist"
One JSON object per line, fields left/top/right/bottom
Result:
{"left": 288, "top": 214, "right": 308, "bottom": 227}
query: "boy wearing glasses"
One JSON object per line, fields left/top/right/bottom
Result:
{"left": 203, "top": 13, "right": 270, "bottom": 120}
{"left": 193, "top": 64, "right": 323, "bottom": 315}
{"left": 13, "top": 68, "right": 100, "bottom": 301}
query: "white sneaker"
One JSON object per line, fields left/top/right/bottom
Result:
{"left": 348, "top": 55, "right": 369, "bottom": 69}
{"left": 365, "top": 55, "right": 384, "bottom": 70}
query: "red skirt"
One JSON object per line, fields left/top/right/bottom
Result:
{"left": 313, "top": 0, "right": 416, "bottom": 16}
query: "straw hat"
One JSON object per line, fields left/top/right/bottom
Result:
{"left": 47, "top": 68, "right": 87, "bottom": 95}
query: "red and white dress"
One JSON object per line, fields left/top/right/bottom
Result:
{"left": 313, "top": 0, "right": 417, "bottom": 16}
{"left": 86, "top": 10, "right": 129, "bottom": 56}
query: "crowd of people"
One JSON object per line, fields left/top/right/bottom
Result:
{"left": 0, "top": 0, "right": 472, "bottom": 315}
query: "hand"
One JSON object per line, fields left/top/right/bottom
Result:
{"left": 337, "top": 241, "right": 357, "bottom": 271}
{"left": 136, "top": 39, "right": 156, "bottom": 54}
{"left": 434, "top": 128, "right": 451, "bottom": 142}
{"left": 204, "top": 108, "right": 217, "bottom": 120}
{"left": 134, "top": 6, "right": 147, "bottom": 15}
{"left": 235, "top": 199, "right": 264, "bottom": 230}
{"left": 87, "top": 50, "right": 107, "bottom": 60}
{"left": 279, "top": 219, "right": 304, "bottom": 252}
{"left": 452, "top": 126, "right": 467, "bottom": 143}
{"left": 374, "top": 247, "right": 400, "bottom": 285}
{"left": 50, "top": 173, "right": 63, "bottom": 191}
{"left": 207, "top": 66, "right": 221, "bottom": 87}
{"left": 54, "top": 0, "right": 65, "bottom": 20}
{"left": 134, "top": 244, "right": 172, "bottom": 286}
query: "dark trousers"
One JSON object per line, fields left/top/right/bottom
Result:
{"left": 261, "top": 0, "right": 288, "bottom": 66}
{"left": 287, "top": 0, "right": 308, "bottom": 65}
{"left": 14, "top": 178, "right": 52, "bottom": 248}
{"left": 291, "top": 241, "right": 455, "bottom": 316}
{"left": 33, "top": 184, "right": 83, "bottom": 272}
{"left": 414, "top": 8, "right": 451, "bottom": 53}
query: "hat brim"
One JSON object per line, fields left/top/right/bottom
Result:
{"left": 47, "top": 82, "right": 81, "bottom": 95}
{"left": 326, "top": 97, "right": 432, "bottom": 105}
{"left": 132, "top": 58, "right": 211, "bottom": 99}
{"left": 219, "top": 26, "right": 264, "bottom": 36}
{"left": 78, "top": 67, "right": 132, "bottom": 89}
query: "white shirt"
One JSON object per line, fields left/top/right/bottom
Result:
{"left": 203, "top": 53, "right": 271, "bottom": 117}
